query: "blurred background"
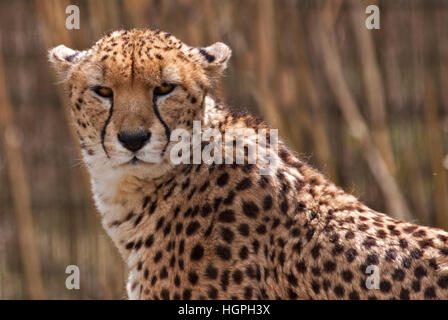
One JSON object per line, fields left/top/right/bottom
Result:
{"left": 0, "top": 0, "right": 447, "bottom": 299}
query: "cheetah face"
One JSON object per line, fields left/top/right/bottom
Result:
{"left": 49, "top": 29, "right": 230, "bottom": 177}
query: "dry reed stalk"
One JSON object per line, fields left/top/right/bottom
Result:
{"left": 34, "top": 0, "right": 92, "bottom": 198}
{"left": 350, "top": 0, "right": 396, "bottom": 174}
{"left": 88, "top": 0, "right": 121, "bottom": 36}
{"left": 290, "top": 3, "right": 338, "bottom": 181}
{"left": 123, "top": 0, "right": 149, "bottom": 29}
{"left": 382, "top": 8, "right": 429, "bottom": 224}
{"left": 0, "top": 43, "right": 45, "bottom": 299}
{"left": 254, "top": 0, "right": 281, "bottom": 129}
{"left": 424, "top": 76, "right": 448, "bottom": 230}
{"left": 314, "top": 8, "right": 412, "bottom": 221}
{"left": 435, "top": 8, "right": 448, "bottom": 113}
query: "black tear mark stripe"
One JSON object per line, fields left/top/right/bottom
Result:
{"left": 101, "top": 99, "right": 114, "bottom": 158}
{"left": 152, "top": 96, "right": 171, "bottom": 157}
{"left": 131, "top": 46, "right": 136, "bottom": 86}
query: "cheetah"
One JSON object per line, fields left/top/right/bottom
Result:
{"left": 49, "top": 29, "right": 448, "bottom": 300}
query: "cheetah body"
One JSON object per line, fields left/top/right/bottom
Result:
{"left": 49, "top": 29, "right": 448, "bottom": 300}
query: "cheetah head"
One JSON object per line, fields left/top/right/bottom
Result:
{"left": 49, "top": 29, "right": 231, "bottom": 178}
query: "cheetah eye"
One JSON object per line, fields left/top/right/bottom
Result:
{"left": 92, "top": 86, "right": 113, "bottom": 99}
{"left": 154, "top": 83, "right": 176, "bottom": 97}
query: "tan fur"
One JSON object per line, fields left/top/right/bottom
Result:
{"left": 49, "top": 29, "right": 448, "bottom": 300}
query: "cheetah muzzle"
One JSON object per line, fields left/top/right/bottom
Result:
{"left": 49, "top": 28, "right": 448, "bottom": 300}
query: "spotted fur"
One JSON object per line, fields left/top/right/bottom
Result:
{"left": 49, "top": 29, "right": 448, "bottom": 300}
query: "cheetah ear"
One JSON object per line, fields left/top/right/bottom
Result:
{"left": 48, "top": 45, "right": 84, "bottom": 80}
{"left": 198, "top": 42, "right": 231, "bottom": 77}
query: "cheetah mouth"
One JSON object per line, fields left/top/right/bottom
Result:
{"left": 123, "top": 156, "right": 147, "bottom": 166}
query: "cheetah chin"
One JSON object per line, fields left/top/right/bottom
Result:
{"left": 49, "top": 28, "right": 448, "bottom": 300}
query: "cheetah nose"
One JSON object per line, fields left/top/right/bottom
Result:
{"left": 117, "top": 130, "right": 151, "bottom": 153}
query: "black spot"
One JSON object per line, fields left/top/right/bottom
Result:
{"left": 216, "top": 245, "right": 231, "bottom": 260}
{"left": 334, "top": 285, "right": 345, "bottom": 298}
{"left": 424, "top": 286, "right": 437, "bottom": 299}
{"left": 311, "top": 280, "right": 320, "bottom": 294}
{"left": 244, "top": 286, "right": 253, "bottom": 299}
{"left": 311, "top": 244, "right": 321, "bottom": 259}
{"left": 402, "top": 258, "right": 412, "bottom": 269}
{"left": 221, "top": 228, "right": 234, "bottom": 244}
{"left": 236, "top": 178, "right": 252, "bottom": 191}
{"left": 156, "top": 217, "right": 165, "bottom": 231}
{"left": 323, "top": 261, "right": 336, "bottom": 273}
{"left": 296, "top": 261, "right": 307, "bottom": 273}
{"left": 223, "top": 191, "right": 235, "bottom": 205}
{"left": 134, "top": 214, "right": 143, "bottom": 227}
{"left": 399, "top": 239, "right": 408, "bottom": 249}
{"left": 306, "top": 228, "right": 315, "bottom": 242}
{"left": 239, "top": 246, "right": 249, "bottom": 260}
{"left": 232, "top": 270, "right": 243, "bottom": 284}
{"left": 287, "top": 274, "right": 298, "bottom": 287}
{"left": 190, "top": 244, "right": 204, "bottom": 261}
{"left": 163, "top": 223, "right": 171, "bottom": 237}
{"left": 438, "top": 275, "right": 448, "bottom": 289}
{"left": 392, "top": 268, "right": 405, "bottom": 281}
{"left": 151, "top": 276, "right": 157, "bottom": 286}
{"left": 154, "top": 251, "right": 163, "bottom": 263}
{"left": 161, "top": 289, "right": 170, "bottom": 300}
{"left": 201, "top": 203, "right": 212, "bottom": 217}
{"left": 178, "top": 239, "right": 185, "bottom": 255}
{"left": 213, "top": 197, "right": 222, "bottom": 212}
{"left": 410, "top": 248, "right": 423, "bottom": 260}
{"left": 385, "top": 249, "right": 397, "bottom": 261}
{"left": 216, "top": 173, "right": 229, "bottom": 186}
{"left": 288, "top": 288, "right": 298, "bottom": 299}
{"left": 414, "top": 266, "right": 427, "bottom": 279}
{"left": 205, "top": 264, "right": 218, "bottom": 279}
{"left": 412, "top": 280, "right": 421, "bottom": 292}
{"left": 134, "top": 239, "right": 142, "bottom": 250}
{"left": 145, "top": 235, "right": 154, "bottom": 247}
{"left": 238, "top": 224, "right": 250, "bottom": 237}
{"left": 256, "top": 225, "right": 267, "bottom": 235}
{"left": 342, "top": 270, "right": 353, "bottom": 283}
{"left": 199, "top": 181, "right": 210, "bottom": 193}
{"left": 188, "top": 271, "right": 199, "bottom": 285}
{"left": 252, "top": 240, "right": 260, "bottom": 254}
{"left": 365, "top": 254, "right": 379, "bottom": 266}
{"left": 182, "top": 289, "right": 192, "bottom": 300}
{"left": 218, "top": 210, "right": 235, "bottom": 223}
{"left": 160, "top": 267, "right": 168, "bottom": 279}
{"left": 175, "top": 222, "right": 183, "bottom": 235}
{"left": 242, "top": 201, "right": 259, "bottom": 219}
{"left": 280, "top": 199, "right": 289, "bottom": 215}
{"left": 186, "top": 221, "right": 201, "bottom": 236}
{"left": 207, "top": 286, "right": 218, "bottom": 299}
{"left": 220, "top": 270, "right": 230, "bottom": 291}
{"left": 349, "top": 291, "right": 360, "bottom": 300}
{"left": 379, "top": 280, "right": 391, "bottom": 293}
{"left": 292, "top": 241, "right": 302, "bottom": 254}
{"left": 263, "top": 195, "right": 273, "bottom": 210}
{"left": 400, "top": 288, "right": 410, "bottom": 300}
{"left": 332, "top": 244, "right": 344, "bottom": 255}
{"left": 125, "top": 241, "right": 134, "bottom": 250}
